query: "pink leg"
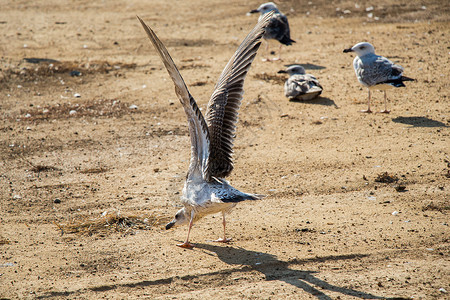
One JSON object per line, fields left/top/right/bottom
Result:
{"left": 272, "top": 44, "right": 283, "bottom": 61}
{"left": 177, "top": 212, "right": 194, "bottom": 249}
{"left": 262, "top": 41, "right": 272, "bottom": 62}
{"left": 360, "top": 89, "right": 373, "bottom": 113}
{"left": 379, "top": 91, "right": 390, "bottom": 113}
{"left": 214, "top": 212, "right": 232, "bottom": 243}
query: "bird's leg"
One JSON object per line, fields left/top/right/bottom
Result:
{"left": 177, "top": 211, "right": 195, "bottom": 249}
{"left": 214, "top": 212, "right": 232, "bottom": 243}
{"left": 360, "top": 89, "right": 373, "bottom": 113}
{"left": 379, "top": 91, "right": 390, "bottom": 113}
{"left": 262, "top": 40, "right": 271, "bottom": 62}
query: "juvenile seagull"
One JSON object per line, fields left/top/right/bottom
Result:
{"left": 343, "top": 42, "right": 414, "bottom": 113}
{"left": 278, "top": 65, "right": 323, "bottom": 101}
{"left": 137, "top": 14, "right": 272, "bottom": 249}
{"left": 250, "top": 2, "right": 295, "bottom": 61}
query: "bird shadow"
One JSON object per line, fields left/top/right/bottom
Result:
{"left": 195, "top": 243, "right": 407, "bottom": 300}
{"left": 37, "top": 243, "right": 409, "bottom": 299}
{"left": 284, "top": 63, "right": 326, "bottom": 70}
{"left": 289, "top": 96, "right": 339, "bottom": 108}
{"left": 392, "top": 116, "right": 448, "bottom": 127}
{"left": 24, "top": 57, "right": 60, "bottom": 64}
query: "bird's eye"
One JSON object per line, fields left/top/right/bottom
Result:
{"left": 360, "top": 46, "right": 365, "bottom": 49}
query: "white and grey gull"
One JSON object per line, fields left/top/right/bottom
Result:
{"left": 278, "top": 65, "right": 323, "bottom": 101}
{"left": 249, "top": 2, "right": 295, "bottom": 61}
{"left": 343, "top": 42, "right": 414, "bottom": 113}
{"left": 137, "top": 13, "right": 272, "bottom": 248}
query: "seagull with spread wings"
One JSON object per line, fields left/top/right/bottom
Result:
{"left": 137, "top": 13, "right": 272, "bottom": 249}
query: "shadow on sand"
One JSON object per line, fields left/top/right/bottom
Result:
{"left": 38, "top": 244, "right": 410, "bottom": 299}
{"left": 290, "top": 96, "right": 339, "bottom": 108}
{"left": 392, "top": 116, "right": 447, "bottom": 127}
{"left": 195, "top": 244, "right": 409, "bottom": 300}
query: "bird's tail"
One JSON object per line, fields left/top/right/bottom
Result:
{"left": 383, "top": 75, "right": 415, "bottom": 88}
{"left": 221, "top": 192, "right": 265, "bottom": 203}
{"left": 248, "top": 193, "right": 266, "bottom": 200}
{"left": 401, "top": 76, "right": 415, "bottom": 82}
{"left": 280, "top": 36, "right": 296, "bottom": 46}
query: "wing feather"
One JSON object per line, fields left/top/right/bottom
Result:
{"left": 205, "top": 12, "right": 273, "bottom": 178}
{"left": 137, "top": 16, "right": 210, "bottom": 180}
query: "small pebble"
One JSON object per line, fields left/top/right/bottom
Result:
{"left": 395, "top": 185, "right": 406, "bottom": 192}
{"left": 0, "top": 262, "right": 15, "bottom": 267}
{"left": 392, "top": 211, "right": 399, "bottom": 216}
{"left": 74, "top": 93, "right": 81, "bottom": 98}
{"left": 70, "top": 70, "right": 82, "bottom": 77}
{"left": 54, "top": 198, "right": 61, "bottom": 204}
{"left": 69, "top": 110, "right": 77, "bottom": 115}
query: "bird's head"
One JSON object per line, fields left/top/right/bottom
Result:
{"left": 278, "top": 64, "right": 306, "bottom": 76}
{"left": 343, "top": 42, "right": 375, "bottom": 57}
{"left": 249, "top": 2, "right": 279, "bottom": 15}
{"left": 165, "top": 207, "right": 189, "bottom": 230}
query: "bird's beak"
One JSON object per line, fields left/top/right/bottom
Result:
{"left": 277, "top": 70, "right": 287, "bottom": 74}
{"left": 343, "top": 48, "right": 353, "bottom": 53}
{"left": 165, "top": 219, "right": 176, "bottom": 230}
{"left": 249, "top": 9, "right": 259, "bottom": 14}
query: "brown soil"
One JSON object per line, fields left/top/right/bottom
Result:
{"left": 1, "top": 0, "right": 449, "bottom": 299}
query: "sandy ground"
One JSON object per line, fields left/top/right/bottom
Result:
{"left": 1, "top": 0, "right": 449, "bottom": 299}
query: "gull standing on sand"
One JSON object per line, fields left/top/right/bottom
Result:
{"left": 343, "top": 42, "right": 414, "bottom": 113}
{"left": 249, "top": 2, "right": 295, "bottom": 61}
{"left": 278, "top": 65, "right": 323, "bottom": 101}
{"left": 137, "top": 13, "right": 272, "bottom": 249}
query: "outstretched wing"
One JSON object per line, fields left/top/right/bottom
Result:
{"left": 205, "top": 12, "right": 273, "bottom": 178}
{"left": 138, "top": 16, "right": 210, "bottom": 180}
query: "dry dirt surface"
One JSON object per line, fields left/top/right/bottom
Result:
{"left": 1, "top": 0, "right": 449, "bottom": 299}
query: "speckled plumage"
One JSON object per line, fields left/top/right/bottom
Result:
{"left": 279, "top": 65, "right": 323, "bottom": 101}
{"left": 344, "top": 42, "right": 414, "bottom": 113}
{"left": 353, "top": 53, "right": 405, "bottom": 88}
{"left": 253, "top": 2, "right": 295, "bottom": 46}
{"left": 263, "top": 12, "right": 293, "bottom": 45}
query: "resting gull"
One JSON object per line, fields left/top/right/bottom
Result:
{"left": 137, "top": 13, "right": 272, "bottom": 249}
{"left": 249, "top": 2, "right": 295, "bottom": 61}
{"left": 278, "top": 65, "right": 323, "bottom": 101}
{"left": 343, "top": 42, "right": 414, "bottom": 113}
